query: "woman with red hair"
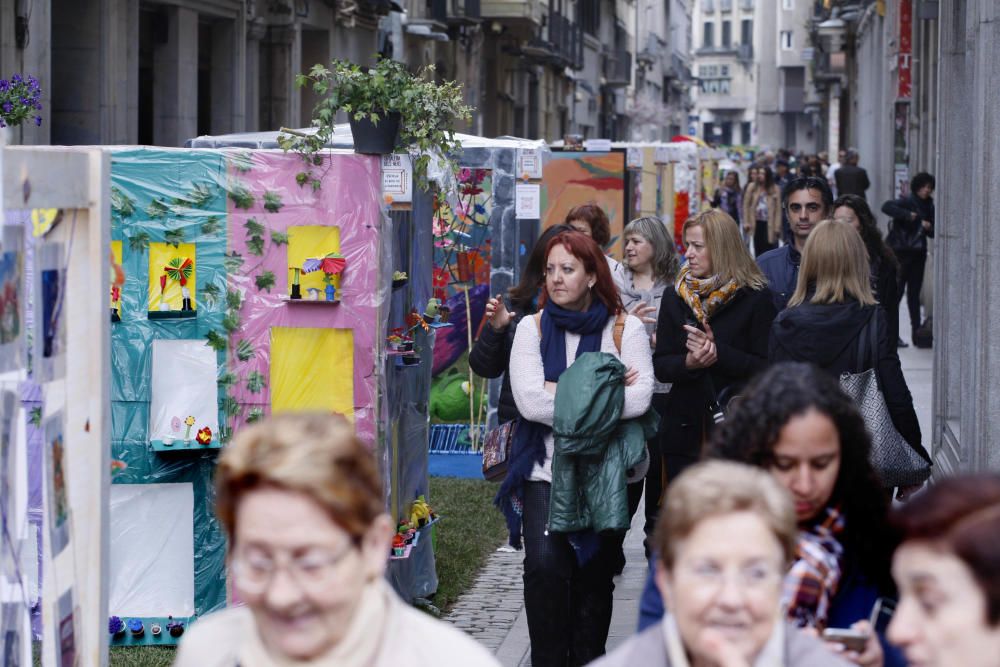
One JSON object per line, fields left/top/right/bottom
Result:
{"left": 500, "top": 230, "right": 654, "bottom": 665}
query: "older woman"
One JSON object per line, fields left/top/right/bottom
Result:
{"left": 653, "top": 209, "right": 776, "bottom": 483}
{"left": 597, "top": 460, "right": 852, "bottom": 667}
{"left": 503, "top": 229, "right": 653, "bottom": 665}
{"left": 888, "top": 475, "right": 1000, "bottom": 667}
{"left": 174, "top": 413, "right": 500, "bottom": 667}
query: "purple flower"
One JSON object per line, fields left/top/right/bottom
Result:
{"left": 0, "top": 80, "right": 7, "bottom": 92}
{"left": 35, "top": 116, "right": 41, "bottom": 126}
{"left": 11, "top": 74, "right": 21, "bottom": 84}
{"left": 2, "top": 103, "right": 11, "bottom": 114}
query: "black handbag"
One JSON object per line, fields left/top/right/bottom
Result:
{"left": 839, "top": 312, "right": 931, "bottom": 487}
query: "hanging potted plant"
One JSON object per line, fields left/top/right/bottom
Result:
{"left": 279, "top": 58, "right": 473, "bottom": 189}
{"left": 0, "top": 74, "right": 43, "bottom": 144}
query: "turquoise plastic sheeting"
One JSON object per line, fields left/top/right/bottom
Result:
{"left": 110, "top": 148, "right": 229, "bottom": 620}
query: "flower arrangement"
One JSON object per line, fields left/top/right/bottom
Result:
{"left": 0, "top": 74, "right": 42, "bottom": 128}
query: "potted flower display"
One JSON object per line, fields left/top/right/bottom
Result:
{"left": 0, "top": 74, "right": 43, "bottom": 134}
{"left": 302, "top": 252, "right": 346, "bottom": 302}
{"left": 278, "top": 57, "right": 473, "bottom": 189}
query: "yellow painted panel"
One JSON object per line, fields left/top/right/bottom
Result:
{"left": 147, "top": 242, "right": 197, "bottom": 312}
{"left": 287, "top": 226, "right": 341, "bottom": 294}
{"left": 270, "top": 327, "right": 354, "bottom": 421}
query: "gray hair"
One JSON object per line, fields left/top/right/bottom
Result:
{"left": 622, "top": 216, "right": 680, "bottom": 283}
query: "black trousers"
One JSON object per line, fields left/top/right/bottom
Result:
{"left": 522, "top": 481, "right": 617, "bottom": 667}
{"left": 896, "top": 252, "right": 927, "bottom": 333}
{"left": 754, "top": 220, "right": 776, "bottom": 257}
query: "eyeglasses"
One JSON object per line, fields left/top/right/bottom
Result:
{"left": 231, "top": 544, "right": 356, "bottom": 597}
{"left": 679, "top": 560, "right": 783, "bottom": 592}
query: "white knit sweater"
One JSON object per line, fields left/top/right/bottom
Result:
{"left": 509, "top": 313, "right": 654, "bottom": 482}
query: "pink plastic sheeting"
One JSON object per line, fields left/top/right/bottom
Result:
{"left": 224, "top": 151, "right": 386, "bottom": 445}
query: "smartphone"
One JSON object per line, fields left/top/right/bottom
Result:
{"left": 870, "top": 597, "right": 897, "bottom": 635}
{"left": 821, "top": 627, "right": 869, "bottom": 653}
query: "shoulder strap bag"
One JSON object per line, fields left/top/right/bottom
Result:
{"left": 838, "top": 310, "right": 931, "bottom": 488}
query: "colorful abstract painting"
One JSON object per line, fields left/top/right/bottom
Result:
{"left": 540, "top": 152, "right": 628, "bottom": 258}
{"left": 432, "top": 168, "right": 493, "bottom": 301}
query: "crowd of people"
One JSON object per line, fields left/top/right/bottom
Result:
{"left": 166, "top": 159, "right": 994, "bottom": 667}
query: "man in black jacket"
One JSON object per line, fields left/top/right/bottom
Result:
{"left": 756, "top": 176, "right": 833, "bottom": 311}
{"left": 834, "top": 148, "right": 871, "bottom": 199}
{"left": 883, "top": 172, "right": 935, "bottom": 346}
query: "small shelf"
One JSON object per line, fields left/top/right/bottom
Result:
{"left": 148, "top": 310, "right": 197, "bottom": 320}
{"left": 386, "top": 348, "right": 416, "bottom": 356}
{"left": 388, "top": 517, "right": 441, "bottom": 560}
{"left": 280, "top": 295, "right": 341, "bottom": 305}
{"left": 150, "top": 439, "right": 222, "bottom": 453}
{"left": 109, "top": 616, "right": 193, "bottom": 647}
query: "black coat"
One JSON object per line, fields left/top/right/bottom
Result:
{"left": 468, "top": 316, "right": 521, "bottom": 424}
{"left": 769, "top": 300, "right": 929, "bottom": 462}
{"left": 871, "top": 253, "right": 900, "bottom": 346}
{"left": 653, "top": 286, "right": 777, "bottom": 457}
{"left": 883, "top": 194, "right": 935, "bottom": 256}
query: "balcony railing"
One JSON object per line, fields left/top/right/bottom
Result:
{"left": 602, "top": 49, "right": 632, "bottom": 87}
{"left": 737, "top": 43, "right": 753, "bottom": 61}
{"left": 448, "top": 0, "right": 481, "bottom": 23}
{"left": 547, "top": 10, "right": 584, "bottom": 69}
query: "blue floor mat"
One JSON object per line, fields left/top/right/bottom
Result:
{"left": 429, "top": 452, "right": 483, "bottom": 478}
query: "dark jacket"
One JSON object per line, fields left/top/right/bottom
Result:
{"left": 653, "top": 286, "right": 776, "bottom": 456}
{"left": 757, "top": 245, "right": 801, "bottom": 311}
{"left": 468, "top": 316, "right": 523, "bottom": 424}
{"left": 883, "top": 193, "right": 935, "bottom": 256}
{"left": 871, "top": 253, "right": 900, "bottom": 346}
{"left": 769, "top": 300, "right": 928, "bottom": 461}
{"left": 550, "top": 352, "right": 658, "bottom": 534}
{"left": 834, "top": 164, "right": 871, "bottom": 197}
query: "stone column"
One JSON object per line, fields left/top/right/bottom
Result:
{"left": 153, "top": 5, "right": 198, "bottom": 146}
{"left": 245, "top": 20, "right": 266, "bottom": 131}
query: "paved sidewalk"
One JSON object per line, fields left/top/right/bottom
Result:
{"left": 444, "top": 305, "right": 934, "bottom": 665}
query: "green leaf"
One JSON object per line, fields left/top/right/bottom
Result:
{"left": 165, "top": 228, "right": 185, "bottom": 248}
{"left": 221, "top": 311, "right": 241, "bottom": 333}
{"left": 246, "top": 407, "right": 264, "bottom": 423}
{"left": 230, "top": 151, "right": 254, "bottom": 173}
{"left": 295, "top": 172, "right": 310, "bottom": 187}
{"left": 146, "top": 199, "right": 169, "bottom": 220}
{"left": 246, "top": 371, "right": 267, "bottom": 394}
{"left": 226, "top": 289, "right": 243, "bottom": 311}
{"left": 127, "top": 231, "right": 150, "bottom": 252}
{"left": 201, "top": 283, "right": 221, "bottom": 308}
{"left": 244, "top": 217, "right": 266, "bottom": 237}
{"left": 223, "top": 252, "right": 244, "bottom": 272}
{"left": 111, "top": 186, "right": 136, "bottom": 219}
{"left": 200, "top": 216, "right": 223, "bottom": 236}
{"left": 236, "top": 339, "right": 254, "bottom": 362}
{"left": 254, "top": 271, "right": 276, "bottom": 293}
{"left": 271, "top": 231, "right": 289, "bottom": 246}
{"left": 222, "top": 396, "right": 241, "bottom": 417}
{"left": 205, "top": 330, "right": 228, "bottom": 352}
{"left": 183, "top": 182, "right": 215, "bottom": 208}
{"left": 227, "top": 183, "right": 255, "bottom": 209}
{"left": 30, "top": 407, "right": 42, "bottom": 427}
{"left": 263, "top": 191, "right": 284, "bottom": 213}
{"left": 246, "top": 235, "right": 265, "bottom": 256}
{"left": 218, "top": 372, "right": 238, "bottom": 387}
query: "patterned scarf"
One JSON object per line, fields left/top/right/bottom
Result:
{"left": 782, "top": 506, "right": 847, "bottom": 630}
{"left": 674, "top": 265, "right": 741, "bottom": 324}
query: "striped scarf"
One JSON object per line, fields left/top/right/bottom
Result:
{"left": 782, "top": 506, "right": 846, "bottom": 630}
{"left": 674, "top": 265, "right": 741, "bottom": 324}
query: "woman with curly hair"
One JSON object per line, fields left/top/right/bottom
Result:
{"left": 639, "top": 362, "right": 905, "bottom": 667}
{"left": 832, "top": 194, "right": 902, "bottom": 348}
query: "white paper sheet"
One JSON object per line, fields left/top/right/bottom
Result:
{"left": 515, "top": 183, "right": 541, "bottom": 219}
{"left": 108, "top": 483, "right": 195, "bottom": 617}
{"left": 149, "top": 339, "right": 219, "bottom": 445}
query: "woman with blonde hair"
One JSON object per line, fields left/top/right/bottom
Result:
{"left": 653, "top": 208, "right": 776, "bottom": 483}
{"left": 769, "top": 220, "right": 929, "bottom": 471}
{"left": 174, "top": 413, "right": 500, "bottom": 667}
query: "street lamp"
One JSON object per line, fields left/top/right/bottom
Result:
{"left": 816, "top": 17, "right": 847, "bottom": 53}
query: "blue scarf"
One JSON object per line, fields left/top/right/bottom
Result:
{"left": 496, "top": 299, "right": 610, "bottom": 550}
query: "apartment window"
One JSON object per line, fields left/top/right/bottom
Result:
{"left": 720, "top": 0, "right": 732, "bottom": 11}
{"left": 703, "top": 122, "right": 715, "bottom": 141}
{"left": 719, "top": 79, "right": 730, "bottom": 94}
{"left": 580, "top": 0, "right": 600, "bottom": 36}
{"left": 780, "top": 30, "right": 793, "bottom": 50}
{"left": 720, "top": 64, "right": 730, "bottom": 76}
{"left": 741, "top": 19, "right": 753, "bottom": 48}
{"left": 721, "top": 20, "right": 731, "bottom": 47}
{"left": 702, "top": 0, "right": 714, "bottom": 12}
{"left": 782, "top": 0, "right": 793, "bottom": 8}
{"left": 741, "top": 121, "right": 752, "bottom": 144}
{"left": 740, "top": 0, "right": 754, "bottom": 7}
{"left": 700, "top": 64, "right": 719, "bottom": 77}
{"left": 703, "top": 22, "right": 714, "bottom": 47}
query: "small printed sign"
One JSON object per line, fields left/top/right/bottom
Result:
{"left": 583, "top": 139, "right": 613, "bottom": 152}
{"left": 515, "top": 183, "right": 541, "bottom": 219}
{"left": 626, "top": 148, "right": 642, "bottom": 169}
{"left": 517, "top": 148, "right": 543, "bottom": 179}
{"left": 654, "top": 146, "right": 673, "bottom": 164}
{"left": 381, "top": 154, "right": 412, "bottom": 203}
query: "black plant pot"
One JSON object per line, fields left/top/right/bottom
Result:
{"left": 350, "top": 112, "right": 402, "bottom": 155}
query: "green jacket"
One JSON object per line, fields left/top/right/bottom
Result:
{"left": 549, "top": 352, "right": 658, "bottom": 534}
